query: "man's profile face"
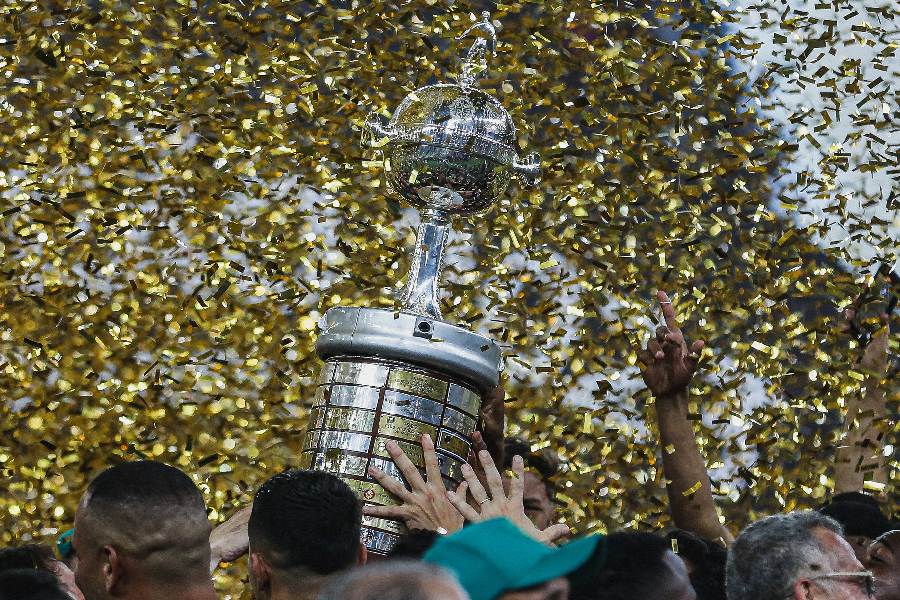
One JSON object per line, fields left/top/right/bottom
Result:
{"left": 803, "top": 528, "right": 874, "bottom": 600}
{"left": 72, "top": 494, "right": 106, "bottom": 600}
{"left": 52, "top": 559, "right": 85, "bottom": 600}
{"left": 864, "top": 531, "right": 900, "bottom": 600}
{"left": 846, "top": 535, "right": 874, "bottom": 562}
{"left": 663, "top": 550, "right": 697, "bottom": 600}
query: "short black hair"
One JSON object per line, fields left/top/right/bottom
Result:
{"left": 0, "top": 545, "right": 56, "bottom": 574}
{"left": 248, "top": 470, "right": 361, "bottom": 575}
{"left": 86, "top": 460, "right": 205, "bottom": 514}
{"left": 387, "top": 529, "right": 440, "bottom": 560}
{"left": 80, "top": 460, "right": 211, "bottom": 583}
{"left": 819, "top": 497, "right": 893, "bottom": 540}
{"left": 0, "top": 569, "right": 70, "bottom": 600}
{"left": 667, "top": 530, "right": 727, "bottom": 600}
{"left": 571, "top": 531, "right": 678, "bottom": 600}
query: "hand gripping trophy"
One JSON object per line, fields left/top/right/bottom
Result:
{"left": 299, "top": 12, "right": 539, "bottom": 555}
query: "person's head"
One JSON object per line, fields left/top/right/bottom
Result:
{"left": 863, "top": 530, "right": 900, "bottom": 600}
{"left": 726, "top": 510, "right": 873, "bottom": 600}
{"left": 502, "top": 437, "right": 558, "bottom": 530}
{"left": 72, "top": 460, "right": 213, "bottom": 600}
{"left": 0, "top": 568, "right": 73, "bottom": 600}
{"left": 820, "top": 495, "right": 893, "bottom": 561}
{"left": 386, "top": 529, "right": 440, "bottom": 560}
{"left": 318, "top": 560, "right": 469, "bottom": 600}
{"left": 666, "top": 530, "right": 726, "bottom": 600}
{"left": 424, "top": 517, "right": 605, "bottom": 600}
{"left": 247, "top": 469, "right": 365, "bottom": 600}
{"left": 570, "top": 531, "right": 696, "bottom": 600}
{"left": 0, "top": 544, "right": 83, "bottom": 600}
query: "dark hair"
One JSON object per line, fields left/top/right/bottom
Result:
{"left": 387, "top": 529, "right": 440, "bottom": 560}
{"left": 81, "top": 460, "right": 211, "bottom": 583}
{"left": 726, "top": 511, "right": 842, "bottom": 600}
{"left": 318, "top": 560, "right": 459, "bottom": 600}
{"left": 831, "top": 491, "right": 881, "bottom": 508}
{"left": 0, "top": 569, "right": 70, "bottom": 600}
{"left": 0, "top": 545, "right": 56, "bottom": 574}
{"left": 502, "top": 436, "right": 558, "bottom": 499}
{"left": 249, "top": 470, "right": 361, "bottom": 575}
{"left": 86, "top": 460, "right": 205, "bottom": 514}
{"left": 819, "top": 496, "right": 893, "bottom": 540}
{"left": 667, "top": 530, "right": 727, "bottom": 600}
{"left": 571, "top": 531, "right": 678, "bottom": 600}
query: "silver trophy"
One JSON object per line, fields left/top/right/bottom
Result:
{"left": 299, "top": 12, "right": 539, "bottom": 555}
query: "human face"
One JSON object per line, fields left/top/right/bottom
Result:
{"left": 72, "top": 494, "right": 106, "bottom": 600}
{"left": 802, "top": 528, "right": 874, "bottom": 600}
{"left": 501, "top": 472, "right": 555, "bottom": 530}
{"left": 663, "top": 550, "right": 697, "bottom": 600}
{"left": 499, "top": 576, "right": 569, "bottom": 600}
{"left": 847, "top": 536, "right": 874, "bottom": 562}
{"left": 51, "top": 559, "right": 86, "bottom": 600}
{"left": 864, "top": 531, "right": 900, "bottom": 600}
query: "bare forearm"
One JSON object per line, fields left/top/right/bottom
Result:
{"left": 835, "top": 327, "right": 889, "bottom": 495}
{"left": 834, "top": 381, "right": 887, "bottom": 494}
{"left": 654, "top": 390, "right": 734, "bottom": 545}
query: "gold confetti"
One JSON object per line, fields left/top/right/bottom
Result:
{"left": 1, "top": 3, "right": 898, "bottom": 593}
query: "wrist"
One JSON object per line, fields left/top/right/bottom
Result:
{"left": 654, "top": 387, "right": 689, "bottom": 403}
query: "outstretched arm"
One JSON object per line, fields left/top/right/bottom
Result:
{"left": 834, "top": 312, "right": 890, "bottom": 495}
{"left": 209, "top": 506, "right": 251, "bottom": 575}
{"left": 638, "top": 291, "right": 734, "bottom": 546}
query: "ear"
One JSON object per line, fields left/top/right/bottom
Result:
{"left": 101, "top": 545, "right": 124, "bottom": 595}
{"left": 793, "top": 579, "right": 814, "bottom": 600}
{"left": 357, "top": 541, "right": 368, "bottom": 566}
{"left": 250, "top": 553, "right": 273, "bottom": 600}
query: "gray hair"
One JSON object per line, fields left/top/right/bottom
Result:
{"left": 318, "top": 560, "right": 463, "bottom": 600}
{"left": 725, "top": 511, "right": 843, "bottom": 600}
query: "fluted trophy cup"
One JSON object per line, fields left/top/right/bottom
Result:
{"left": 299, "top": 12, "right": 539, "bottom": 555}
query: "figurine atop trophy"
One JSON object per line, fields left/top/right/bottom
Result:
{"left": 303, "top": 11, "right": 541, "bottom": 555}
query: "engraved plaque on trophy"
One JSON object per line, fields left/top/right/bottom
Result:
{"left": 300, "top": 12, "right": 539, "bottom": 555}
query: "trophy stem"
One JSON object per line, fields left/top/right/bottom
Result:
{"left": 399, "top": 209, "right": 452, "bottom": 320}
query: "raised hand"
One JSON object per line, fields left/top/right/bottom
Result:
{"left": 638, "top": 291, "right": 704, "bottom": 399}
{"left": 363, "top": 434, "right": 465, "bottom": 534}
{"left": 209, "top": 505, "right": 251, "bottom": 574}
{"left": 446, "top": 449, "right": 569, "bottom": 545}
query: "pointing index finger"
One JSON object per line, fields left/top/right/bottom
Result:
{"left": 657, "top": 290, "right": 678, "bottom": 330}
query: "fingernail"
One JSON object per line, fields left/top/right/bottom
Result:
{"left": 422, "top": 433, "right": 432, "bottom": 444}
{"left": 386, "top": 440, "right": 398, "bottom": 451}
{"left": 479, "top": 449, "right": 489, "bottom": 458}
{"left": 461, "top": 463, "right": 473, "bottom": 473}
{"left": 513, "top": 455, "right": 523, "bottom": 466}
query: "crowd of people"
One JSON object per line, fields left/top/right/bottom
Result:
{"left": 1, "top": 290, "right": 897, "bottom": 600}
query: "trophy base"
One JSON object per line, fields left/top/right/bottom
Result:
{"left": 300, "top": 354, "right": 484, "bottom": 555}
{"left": 305, "top": 307, "right": 501, "bottom": 555}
